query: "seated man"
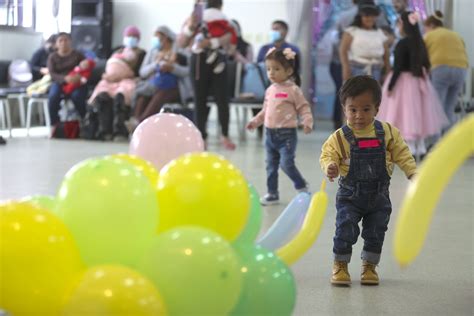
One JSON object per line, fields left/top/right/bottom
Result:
{"left": 257, "top": 20, "right": 301, "bottom": 70}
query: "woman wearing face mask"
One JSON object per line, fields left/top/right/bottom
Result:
{"left": 127, "top": 25, "right": 193, "bottom": 130}
{"left": 339, "top": 0, "right": 391, "bottom": 82}
{"left": 88, "top": 25, "right": 146, "bottom": 141}
{"left": 30, "top": 34, "right": 57, "bottom": 81}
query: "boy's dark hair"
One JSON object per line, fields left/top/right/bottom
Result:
{"left": 272, "top": 20, "right": 289, "bottom": 32}
{"left": 400, "top": 11, "right": 431, "bottom": 76}
{"left": 339, "top": 75, "right": 382, "bottom": 107}
{"left": 265, "top": 48, "right": 301, "bottom": 86}
{"left": 207, "top": 0, "right": 223, "bottom": 9}
{"left": 424, "top": 10, "right": 444, "bottom": 28}
{"left": 56, "top": 32, "right": 71, "bottom": 40}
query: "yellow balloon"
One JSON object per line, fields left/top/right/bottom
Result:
{"left": 394, "top": 114, "right": 474, "bottom": 266}
{"left": 0, "top": 201, "right": 83, "bottom": 315}
{"left": 112, "top": 153, "right": 159, "bottom": 186}
{"left": 63, "top": 265, "right": 167, "bottom": 316}
{"left": 276, "top": 180, "right": 328, "bottom": 265}
{"left": 157, "top": 153, "right": 250, "bottom": 241}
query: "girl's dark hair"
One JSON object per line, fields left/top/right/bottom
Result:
{"left": 424, "top": 10, "right": 444, "bottom": 28}
{"left": 350, "top": 14, "right": 378, "bottom": 29}
{"left": 265, "top": 48, "right": 301, "bottom": 86}
{"left": 339, "top": 75, "right": 382, "bottom": 107}
{"left": 400, "top": 11, "right": 431, "bottom": 76}
{"left": 231, "top": 19, "right": 250, "bottom": 59}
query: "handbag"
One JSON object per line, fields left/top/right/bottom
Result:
{"left": 51, "top": 120, "right": 80, "bottom": 139}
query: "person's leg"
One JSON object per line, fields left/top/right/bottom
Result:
{"left": 443, "top": 67, "right": 467, "bottom": 128}
{"left": 69, "top": 84, "right": 88, "bottom": 119}
{"left": 431, "top": 66, "right": 451, "bottom": 124}
{"left": 133, "top": 96, "right": 150, "bottom": 121}
{"left": 113, "top": 93, "right": 130, "bottom": 140}
{"left": 48, "top": 82, "right": 63, "bottom": 125}
{"left": 94, "top": 92, "right": 114, "bottom": 140}
{"left": 139, "top": 88, "right": 180, "bottom": 122}
{"left": 330, "top": 62, "right": 343, "bottom": 129}
{"left": 360, "top": 191, "right": 392, "bottom": 265}
{"left": 192, "top": 53, "right": 211, "bottom": 140}
{"left": 277, "top": 129, "right": 308, "bottom": 191}
{"left": 211, "top": 60, "right": 235, "bottom": 149}
{"left": 263, "top": 129, "right": 280, "bottom": 204}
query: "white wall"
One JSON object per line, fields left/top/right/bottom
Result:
{"left": 0, "top": 29, "right": 43, "bottom": 60}
{"left": 452, "top": 0, "right": 473, "bottom": 65}
{"left": 112, "top": 0, "right": 288, "bottom": 57}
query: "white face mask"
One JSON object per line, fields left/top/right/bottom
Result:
{"left": 123, "top": 36, "right": 139, "bottom": 48}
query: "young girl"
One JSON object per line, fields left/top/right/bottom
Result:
{"left": 247, "top": 47, "right": 313, "bottom": 205}
{"left": 377, "top": 11, "right": 448, "bottom": 158}
{"left": 320, "top": 75, "right": 416, "bottom": 285}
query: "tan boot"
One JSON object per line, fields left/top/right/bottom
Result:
{"left": 361, "top": 260, "right": 379, "bottom": 285}
{"left": 331, "top": 261, "right": 351, "bottom": 285}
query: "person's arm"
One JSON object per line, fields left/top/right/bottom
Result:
{"left": 388, "top": 40, "right": 405, "bottom": 91}
{"left": 320, "top": 132, "right": 343, "bottom": 181}
{"left": 339, "top": 32, "right": 353, "bottom": 82}
{"left": 247, "top": 90, "right": 269, "bottom": 129}
{"left": 47, "top": 54, "right": 66, "bottom": 84}
{"left": 246, "top": 45, "right": 254, "bottom": 63}
{"left": 30, "top": 49, "right": 44, "bottom": 74}
{"left": 169, "top": 61, "right": 189, "bottom": 78}
{"left": 387, "top": 124, "right": 417, "bottom": 179}
{"left": 134, "top": 49, "right": 147, "bottom": 77}
{"left": 139, "top": 49, "right": 158, "bottom": 79}
{"left": 383, "top": 40, "right": 392, "bottom": 78}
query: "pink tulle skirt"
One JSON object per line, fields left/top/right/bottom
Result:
{"left": 377, "top": 72, "right": 449, "bottom": 141}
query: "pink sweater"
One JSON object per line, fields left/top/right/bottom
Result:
{"left": 251, "top": 81, "right": 313, "bottom": 129}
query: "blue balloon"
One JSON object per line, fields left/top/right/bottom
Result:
{"left": 257, "top": 193, "right": 311, "bottom": 250}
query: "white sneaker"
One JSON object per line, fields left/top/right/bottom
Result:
{"left": 260, "top": 193, "right": 279, "bottom": 206}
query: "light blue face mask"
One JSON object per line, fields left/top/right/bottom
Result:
{"left": 269, "top": 30, "right": 282, "bottom": 43}
{"left": 123, "top": 36, "right": 139, "bottom": 48}
{"left": 151, "top": 37, "right": 161, "bottom": 49}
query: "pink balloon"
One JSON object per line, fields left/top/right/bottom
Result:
{"left": 129, "top": 113, "right": 205, "bottom": 171}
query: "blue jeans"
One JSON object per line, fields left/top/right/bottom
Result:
{"left": 431, "top": 65, "right": 467, "bottom": 130}
{"left": 350, "top": 62, "right": 382, "bottom": 82}
{"left": 265, "top": 128, "right": 307, "bottom": 195}
{"left": 333, "top": 182, "right": 392, "bottom": 264}
{"left": 48, "top": 82, "right": 87, "bottom": 125}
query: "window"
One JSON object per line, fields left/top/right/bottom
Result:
{"left": 0, "top": 0, "right": 71, "bottom": 37}
{"left": 0, "top": 0, "right": 34, "bottom": 28}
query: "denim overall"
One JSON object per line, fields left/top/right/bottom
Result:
{"left": 333, "top": 120, "right": 392, "bottom": 264}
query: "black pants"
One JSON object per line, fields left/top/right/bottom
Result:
{"left": 329, "top": 61, "right": 343, "bottom": 130}
{"left": 191, "top": 52, "right": 230, "bottom": 139}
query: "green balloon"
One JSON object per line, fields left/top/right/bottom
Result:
{"left": 138, "top": 226, "right": 242, "bottom": 316}
{"left": 21, "top": 195, "right": 57, "bottom": 214}
{"left": 56, "top": 157, "right": 158, "bottom": 267}
{"left": 233, "top": 184, "right": 263, "bottom": 244}
{"left": 231, "top": 244, "right": 296, "bottom": 316}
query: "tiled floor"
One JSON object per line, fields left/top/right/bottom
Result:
{"left": 1, "top": 120, "right": 473, "bottom": 315}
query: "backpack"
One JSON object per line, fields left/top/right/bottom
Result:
{"left": 51, "top": 121, "right": 80, "bottom": 139}
{"left": 241, "top": 62, "right": 269, "bottom": 100}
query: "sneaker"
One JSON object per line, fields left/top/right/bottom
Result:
{"left": 206, "top": 50, "right": 218, "bottom": 64}
{"left": 361, "top": 260, "right": 379, "bottom": 285}
{"left": 259, "top": 193, "right": 279, "bottom": 206}
{"left": 213, "top": 62, "right": 226, "bottom": 74}
{"left": 125, "top": 117, "right": 139, "bottom": 134}
{"left": 0, "top": 136, "right": 6, "bottom": 145}
{"left": 331, "top": 261, "right": 351, "bottom": 285}
{"left": 297, "top": 187, "right": 310, "bottom": 194}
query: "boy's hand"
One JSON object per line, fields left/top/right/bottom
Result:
{"left": 326, "top": 163, "right": 339, "bottom": 182}
{"left": 303, "top": 124, "right": 312, "bottom": 134}
{"left": 246, "top": 121, "right": 257, "bottom": 130}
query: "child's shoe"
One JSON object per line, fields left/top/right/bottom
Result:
{"left": 206, "top": 50, "right": 218, "bottom": 64}
{"left": 331, "top": 261, "right": 351, "bottom": 285}
{"left": 260, "top": 193, "right": 279, "bottom": 206}
{"left": 361, "top": 260, "right": 379, "bottom": 285}
{"left": 213, "top": 61, "right": 226, "bottom": 74}
{"left": 297, "top": 186, "right": 310, "bottom": 194}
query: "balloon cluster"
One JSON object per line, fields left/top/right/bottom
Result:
{"left": 0, "top": 113, "right": 297, "bottom": 316}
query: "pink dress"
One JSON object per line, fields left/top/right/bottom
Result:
{"left": 377, "top": 72, "right": 449, "bottom": 141}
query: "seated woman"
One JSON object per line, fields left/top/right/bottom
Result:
{"left": 31, "top": 34, "right": 56, "bottom": 81}
{"left": 128, "top": 25, "right": 193, "bottom": 131}
{"left": 88, "top": 25, "right": 146, "bottom": 141}
{"left": 47, "top": 32, "right": 86, "bottom": 127}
